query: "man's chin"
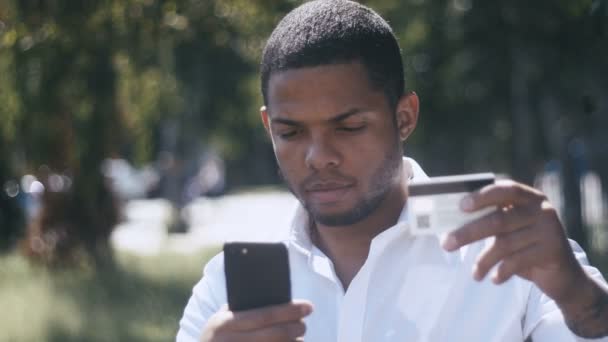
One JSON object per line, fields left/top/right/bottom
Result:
{"left": 304, "top": 188, "right": 389, "bottom": 227}
{"left": 309, "top": 207, "right": 368, "bottom": 227}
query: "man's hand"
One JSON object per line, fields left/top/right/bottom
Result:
{"left": 200, "top": 300, "right": 313, "bottom": 342}
{"left": 442, "top": 179, "right": 581, "bottom": 297}
{"left": 441, "top": 179, "right": 608, "bottom": 338}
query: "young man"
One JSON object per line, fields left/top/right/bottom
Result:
{"left": 177, "top": 1, "right": 608, "bottom": 341}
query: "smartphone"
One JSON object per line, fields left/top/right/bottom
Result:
{"left": 223, "top": 242, "right": 292, "bottom": 311}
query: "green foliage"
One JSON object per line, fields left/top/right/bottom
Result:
{"left": 1, "top": 0, "right": 605, "bottom": 176}
{"left": 397, "top": 0, "right": 608, "bottom": 180}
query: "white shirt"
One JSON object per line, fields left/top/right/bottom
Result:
{"left": 177, "top": 158, "right": 608, "bottom": 342}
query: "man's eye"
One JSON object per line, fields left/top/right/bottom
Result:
{"left": 337, "top": 125, "right": 366, "bottom": 132}
{"left": 278, "top": 130, "right": 299, "bottom": 139}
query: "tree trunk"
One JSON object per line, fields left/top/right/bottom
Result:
{"left": 510, "top": 45, "right": 536, "bottom": 185}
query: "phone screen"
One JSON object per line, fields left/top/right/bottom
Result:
{"left": 224, "top": 242, "right": 292, "bottom": 311}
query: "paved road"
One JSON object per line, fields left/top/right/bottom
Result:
{"left": 111, "top": 191, "right": 299, "bottom": 255}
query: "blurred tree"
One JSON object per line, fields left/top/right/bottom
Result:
{"left": 168, "top": 0, "right": 293, "bottom": 188}
{"left": 0, "top": 0, "right": 292, "bottom": 263}
{"left": 1, "top": 1, "right": 126, "bottom": 265}
{"left": 0, "top": 18, "right": 24, "bottom": 252}
{"left": 0, "top": 159, "right": 24, "bottom": 252}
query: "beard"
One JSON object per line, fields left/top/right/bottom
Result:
{"left": 280, "top": 141, "right": 403, "bottom": 227}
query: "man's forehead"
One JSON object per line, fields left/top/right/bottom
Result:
{"left": 268, "top": 62, "right": 368, "bottom": 91}
{"left": 268, "top": 105, "right": 368, "bottom": 124}
{"left": 266, "top": 62, "right": 380, "bottom": 112}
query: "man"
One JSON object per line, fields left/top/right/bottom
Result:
{"left": 177, "top": 1, "right": 608, "bottom": 341}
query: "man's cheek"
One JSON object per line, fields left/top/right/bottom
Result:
{"left": 274, "top": 141, "right": 294, "bottom": 158}
{"left": 276, "top": 144, "right": 303, "bottom": 167}
{"left": 275, "top": 152, "right": 302, "bottom": 184}
{"left": 279, "top": 165, "right": 300, "bottom": 185}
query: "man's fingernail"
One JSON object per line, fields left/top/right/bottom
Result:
{"left": 301, "top": 305, "right": 313, "bottom": 315}
{"left": 442, "top": 235, "right": 458, "bottom": 251}
{"left": 460, "top": 196, "right": 474, "bottom": 211}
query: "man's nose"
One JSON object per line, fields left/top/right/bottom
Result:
{"left": 305, "top": 134, "right": 341, "bottom": 171}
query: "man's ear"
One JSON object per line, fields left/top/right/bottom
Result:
{"left": 395, "top": 92, "right": 419, "bottom": 142}
{"left": 260, "top": 105, "right": 271, "bottom": 135}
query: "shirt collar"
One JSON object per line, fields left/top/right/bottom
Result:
{"left": 288, "top": 157, "right": 429, "bottom": 255}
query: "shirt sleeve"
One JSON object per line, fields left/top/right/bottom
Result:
{"left": 524, "top": 239, "right": 608, "bottom": 342}
{"left": 176, "top": 252, "right": 227, "bottom": 342}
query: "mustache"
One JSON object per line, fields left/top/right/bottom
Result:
{"left": 301, "top": 171, "right": 356, "bottom": 191}
{"left": 276, "top": 167, "right": 355, "bottom": 192}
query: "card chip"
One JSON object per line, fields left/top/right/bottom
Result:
{"left": 416, "top": 214, "right": 431, "bottom": 229}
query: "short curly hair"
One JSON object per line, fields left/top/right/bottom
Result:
{"left": 261, "top": 0, "right": 404, "bottom": 109}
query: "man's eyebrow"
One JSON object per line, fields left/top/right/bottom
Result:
{"left": 271, "top": 108, "right": 365, "bottom": 126}
{"left": 271, "top": 117, "right": 300, "bottom": 126}
{"left": 328, "top": 108, "right": 365, "bottom": 123}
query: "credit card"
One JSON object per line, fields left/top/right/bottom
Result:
{"left": 407, "top": 173, "right": 496, "bottom": 235}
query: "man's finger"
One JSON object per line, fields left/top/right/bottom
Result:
{"left": 491, "top": 244, "right": 546, "bottom": 284}
{"left": 226, "top": 300, "right": 313, "bottom": 331}
{"left": 443, "top": 204, "right": 538, "bottom": 251}
{"left": 461, "top": 180, "right": 544, "bottom": 212}
{"left": 472, "top": 226, "right": 539, "bottom": 281}
{"left": 242, "top": 320, "right": 307, "bottom": 342}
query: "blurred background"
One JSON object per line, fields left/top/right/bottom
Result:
{"left": 1, "top": 0, "right": 607, "bottom": 341}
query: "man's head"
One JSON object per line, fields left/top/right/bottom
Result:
{"left": 261, "top": 0, "right": 404, "bottom": 110}
{"left": 261, "top": 0, "right": 419, "bottom": 227}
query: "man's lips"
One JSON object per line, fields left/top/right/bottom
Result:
{"left": 304, "top": 182, "right": 354, "bottom": 204}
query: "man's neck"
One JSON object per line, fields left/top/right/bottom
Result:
{"left": 311, "top": 183, "right": 408, "bottom": 290}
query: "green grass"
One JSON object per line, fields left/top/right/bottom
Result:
{"left": 0, "top": 247, "right": 220, "bottom": 342}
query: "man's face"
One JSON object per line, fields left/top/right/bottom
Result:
{"left": 262, "top": 62, "right": 412, "bottom": 226}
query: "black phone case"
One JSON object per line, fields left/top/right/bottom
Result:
{"left": 224, "top": 242, "right": 292, "bottom": 311}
